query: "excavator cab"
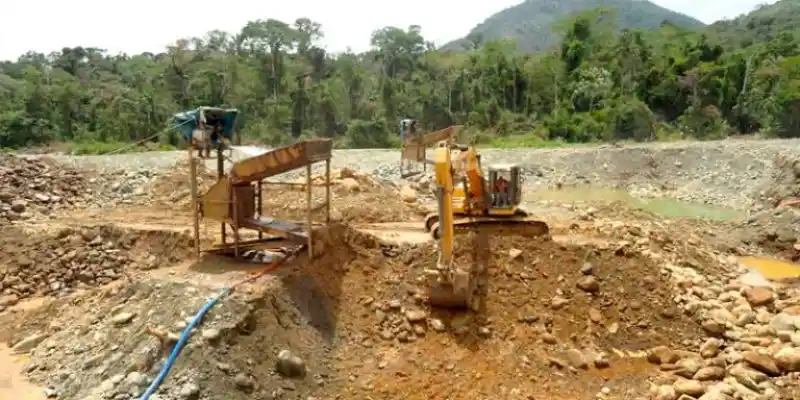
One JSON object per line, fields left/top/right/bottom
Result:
{"left": 487, "top": 164, "right": 522, "bottom": 210}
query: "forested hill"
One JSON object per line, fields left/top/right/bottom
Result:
{"left": 1, "top": 5, "right": 799, "bottom": 153}
{"left": 710, "top": 0, "right": 800, "bottom": 48}
{"left": 441, "top": 0, "right": 705, "bottom": 52}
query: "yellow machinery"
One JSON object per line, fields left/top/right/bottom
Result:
{"left": 188, "top": 138, "right": 334, "bottom": 260}
{"left": 400, "top": 122, "right": 459, "bottom": 178}
{"left": 424, "top": 143, "right": 550, "bottom": 309}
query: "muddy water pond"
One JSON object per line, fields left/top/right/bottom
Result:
{"left": 528, "top": 187, "right": 744, "bottom": 221}
{"left": 740, "top": 256, "right": 800, "bottom": 281}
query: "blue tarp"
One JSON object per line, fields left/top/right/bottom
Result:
{"left": 172, "top": 107, "right": 239, "bottom": 144}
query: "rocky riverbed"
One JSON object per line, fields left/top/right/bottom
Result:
{"left": 0, "top": 138, "right": 798, "bottom": 400}
{"left": 37, "top": 138, "right": 800, "bottom": 210}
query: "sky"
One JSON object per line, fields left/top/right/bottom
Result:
{"left": 0, "top": 0, "right": 779, "bottom": 61}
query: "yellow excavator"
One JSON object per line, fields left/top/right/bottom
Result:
{"left": 423, "top": 142, "right": 550, "bottom": 309}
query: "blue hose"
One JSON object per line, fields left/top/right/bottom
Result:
{"left": 139, "top": 288, "right": 231, "bottom": 400}
{"left": 136, "top": 248, "right": 298, "bottom": 400}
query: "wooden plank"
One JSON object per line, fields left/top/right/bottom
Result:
{"left": 230, "top": 139, "right": 333, "bottom": 184}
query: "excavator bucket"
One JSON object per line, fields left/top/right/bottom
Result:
{"left": 429, "top": 280, "right": 472, "bottom": 309}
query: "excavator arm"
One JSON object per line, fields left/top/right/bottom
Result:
{"left": 428, "top": 146, "right": 472, "bottom": 308}
{"left": 433, "top": 146, "right": 455, "bottom": 268}
{"left": 463, "top": 147, "right": 487, "bottom": 211}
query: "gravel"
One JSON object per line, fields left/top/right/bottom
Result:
{"left": 3, "top": 138, "right": 800, "bottom": 400}
{"left": 30, "top": 138, "right": 800, "bottom": 210}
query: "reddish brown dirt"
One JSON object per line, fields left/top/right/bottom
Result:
{"left": 0, "top": 204, "right": 723, "bottom": 400}
{"left": 257, "top": 169, "right": 427, "bottom": 224}
{"left": 148, "top": 159, "right": 218, "bottom": 208}
{"left": 292, "top": 224, "right": 701, "bottom": 399}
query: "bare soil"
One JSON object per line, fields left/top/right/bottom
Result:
{"left": 1, "top": 143, "right": 799, "bottom": 400}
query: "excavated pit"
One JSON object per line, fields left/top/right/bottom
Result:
{"left": 289, "top": 224, "right": 708, "bottom": 399}
{"left": 0, "top": 222, "right": 752, "bottom": 399}
{"left": 0, "top": 224, "right": 361, "bottom": 400}
{"left": 0, "top": 279, "right": 338, "bottom": 400}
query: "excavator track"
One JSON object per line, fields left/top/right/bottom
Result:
{"left": 424, "top": 211, "right": 551, "bottom": 240}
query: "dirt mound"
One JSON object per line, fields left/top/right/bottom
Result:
{"left": 762, "top": 154, "right": 800, "bottom": 207}
{"left": 5, "top": 222, "right": 798, "bottom": 399}
{"left": 254, "top": 167, "right": 427, "bottom": 224}
{"left": 733, "top": 153, "right": 800, "bottom": 260}
{"left": 297, "top": 225, "right": 704, "bottom": 399}
{"left": 0, "top": 225, "right": 194, "bottom": 309}
{"left": 734, "top": 207, "right": 800, "bottom": 261}
{"left": 148, "top": 159, "right": 218, "bottom": 208}
{"left": 0, "top": 278, "right": 337, "bottom": 400}
{"left": 0, "top": 223, "right": 370, "bottom": 400}
{"left": 0, "top": 154, "right": 90, "bottom": 223}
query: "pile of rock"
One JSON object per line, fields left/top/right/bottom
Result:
{"left": 735, "top": 206, "right": 800, "bottom": 260}
{"left": 760, "top": 154, "right": 800, "bottom": 208}
{"left": 0, "top": 226, "right": 142, "bottom": 309}
{"left": 0, "top": 154, "right": 90, "bottom": 223}
{"left": 6, "top": 279, "right": 325, "bottom": 400}
{"left": 89, "top": 169, "right": 160, "bottom": 206}
{"left": 648, "top": 262, "right": 800, "bottom": 399}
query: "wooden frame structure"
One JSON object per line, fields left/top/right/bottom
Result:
{"left": 188, "top": 138, "right": 333, "bottom": 260}
{"left": 400, "top": 125, "right": 460, "bottom": 178}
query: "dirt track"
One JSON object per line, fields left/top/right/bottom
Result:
{"left": 1, "top": 139, "right": 800, "bottom": 400}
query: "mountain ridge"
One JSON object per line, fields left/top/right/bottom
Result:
{"left": 441, "top": 0, "right": 706, "bottom": 52}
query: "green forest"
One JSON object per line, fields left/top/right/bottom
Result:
{"left": 1, "top": 6, "right": 799, "bottom": 153}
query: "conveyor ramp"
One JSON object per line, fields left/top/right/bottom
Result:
{"left": 198, "top": 138, "right": 333, "bottom": 258}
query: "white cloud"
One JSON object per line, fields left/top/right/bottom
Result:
{"left": 0, "top": 0, "right": 778, "bottom": 61}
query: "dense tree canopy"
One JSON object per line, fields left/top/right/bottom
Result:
{"left": 1, "top": 7, "right": 799, "bottom": 152}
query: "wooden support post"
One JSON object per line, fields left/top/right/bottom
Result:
{"left": 306, "top": 163, "right": 313, "bottom": 259}
{"left": 232, "top": 186, "right": 240, "bottom": 259}
{"left": 217, "top": 146, "right": 226, "bottom": 247}
{"left": 189, "top": 147, "right": 201, "bottom": 259}
{"left": 257, "top": 180, "right": 263, "bottom": 240}
{"left": 325, "top": 158, "right": 331, "bottom": 224}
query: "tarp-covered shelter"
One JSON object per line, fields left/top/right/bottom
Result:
{"left": 172, "top": 107, "right": 239, "bottom": 145}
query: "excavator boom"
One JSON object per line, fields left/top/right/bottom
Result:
{"left": 433, "top": 146, "right": 455, "bottom": 268}
{"left": 427, "top": 146, "right": 474, "bottom": 309}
